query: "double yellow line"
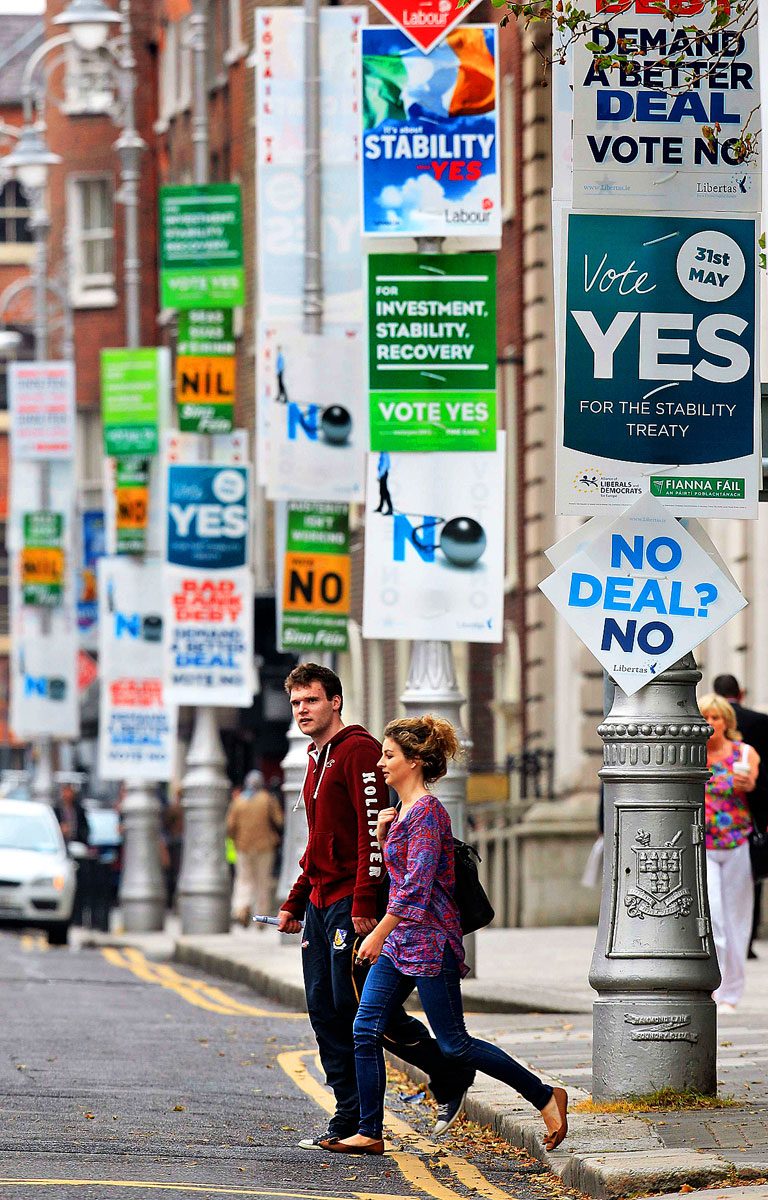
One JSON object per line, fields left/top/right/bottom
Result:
{"left": 101, "top": 949, "right": 521, "bottom": 1200}
{"left": 102, "top": 948, "right": 306, "bottom": 1019}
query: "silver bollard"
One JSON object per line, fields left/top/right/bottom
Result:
{"left": 589, "top": 652, "right": 720, "bottom": 1099}
{"left": 120, "top": 780, "right": 166, "bottom": 932}
{"left": 178, "top": 706, "right": 231, "bottom": 935}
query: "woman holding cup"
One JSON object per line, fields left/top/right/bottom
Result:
{"left": 699, "top": 693, "right": 760, "bottom": 1013}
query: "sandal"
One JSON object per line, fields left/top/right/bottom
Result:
{"left": 543, "top": 1087, "right": 568, "bottom": 1151}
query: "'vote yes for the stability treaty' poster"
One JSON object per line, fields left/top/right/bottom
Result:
{"left": 557, "top": 211, "right": 759, "bottom": 518}
{"left": 360, "top": 26, "right": 500, "bottom": 239}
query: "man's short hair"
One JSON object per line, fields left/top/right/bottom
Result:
{"left": 284, "top": 663, "right": 343, "bottom": 713}
{"left": 714, "top": 674, "right": 741, "bottom": 700}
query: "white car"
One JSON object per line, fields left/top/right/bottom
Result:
{"left": 0, "top": 800, "right": 76, "bottom": 945}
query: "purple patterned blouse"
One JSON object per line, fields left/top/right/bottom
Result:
{"left": 382, "top": 794, "right": 467, "bottom": 978}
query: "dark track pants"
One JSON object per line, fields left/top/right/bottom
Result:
{"left": 302, "top": 896, "right": 475, "bottom": 1136}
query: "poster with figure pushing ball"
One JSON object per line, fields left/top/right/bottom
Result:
{"left": 257, "top": 324, "right": 366, "bottom": 502}
{"left": 557, "top": 211, "right": 759, "bottom": 518}
{"left": 362, "top": 437, "right": 505, "bottom": 643}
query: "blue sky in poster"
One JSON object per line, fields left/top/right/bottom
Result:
{"left": 361, "top": 27, "right": 498, "bottom": 236}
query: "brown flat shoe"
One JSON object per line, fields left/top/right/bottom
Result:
{"left": 327, "top": 1138, "right": 385, "bottom": 1156}
{"left": 543, "top": 1087, "right": 568, "bottom": 1151}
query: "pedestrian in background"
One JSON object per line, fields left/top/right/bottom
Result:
{"left": 277, "top": 663, "right": 473, "bottom": 1149}
{"left": 330, "top": 714, "right": 567, "bottom": 1157}
{"left": 713, "top": 674, "right": 768, "bottom": 958}
{"left": 226, "top": 770, "right": 283, "bottom": 928}
{"left": 55, "top": 783, "right": 91, "bottom": 926}
{"left": 700, "top": 693, "right": 759, "bottom": 1012}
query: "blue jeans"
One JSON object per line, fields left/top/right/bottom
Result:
{"left": 302, "top": 898, "right": 474, "bottom": 1136}
{"left": 353, "top": 945, "right": 553, "bottom": 1138}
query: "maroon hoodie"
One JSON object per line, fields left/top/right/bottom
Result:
{"left": 282, "top": 724, "right": 389, "bottom": 919}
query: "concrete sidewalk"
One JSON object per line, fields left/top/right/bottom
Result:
{"left": 78, "top": 921, "right": 768, "bottom": 1198}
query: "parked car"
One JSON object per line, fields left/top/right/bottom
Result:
{"left": 0, "top": 799, "right": 76, "bottom": 945}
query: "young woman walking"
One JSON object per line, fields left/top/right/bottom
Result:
{"left": 328, "top": 714, "right": 568, "bottom": 1157}
{"left": 699, "top": 693, "right": 759, "bottom": 1012}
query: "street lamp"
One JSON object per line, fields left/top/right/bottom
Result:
{"left": 52, "top": 0, "right": 122, "bottom": 52}
{"left": 2, "top": 124, "right": 60, "bottom": 198}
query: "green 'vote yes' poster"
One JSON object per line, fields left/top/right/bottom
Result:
{"left": 368, "top": 253, "right": 496, "bottom": 452}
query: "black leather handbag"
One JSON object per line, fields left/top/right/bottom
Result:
{"left": 452, "top": 838, "right": 495, "bottom": 935}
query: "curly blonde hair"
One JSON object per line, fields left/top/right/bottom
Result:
{"left": 699, "top": 693, "right": 741, "bottom": 741}
{"left": 382, "top": 714, "right": 461, "bottom": 784}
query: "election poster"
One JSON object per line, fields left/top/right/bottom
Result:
{"left": 361, "top": 27, "right": 500, "bottom": 239}
{"left": 557, "top": 210, "right": 760, "bottom": 517}
{"left": 369, "top": 0, "right": 482, "bottom": 54}
{"left": 362, "top": 437, "right": 505, "bottom": 642}
{"left": 163, "top": 465, "right": 255, "bottom": 707}
{"left": 77, "top": 509, "right": 104, "bottom": 647}
{"left": 159, "top": 184, "right": 245, "bottom": 308}
{"left": 257, "top": 324, "right": 367, "bottom": 502}
{"left": 98, "top": 558, "right": 177, "bottom": 781}
{"left": 539, "top": 493, "right": 747, "bottom": 696}
{"left": 368, "top": 253, "right": 496, "bottom": 450}
{"left": 572, "top": 3, "right": 760, "bottom": 212}
{"left": 256, "top": 8, "right": 364, "bottom": 323}
{"left": 9, "top": 573, "right": 79, "bottom": 740}
{"left": 176, "top": 309, "right": 235, "bottom": 434}
{"left": 9, "top": 362, "right": 75, "bottom": 460}
{"left": 21, "top": 512, "right": 64, "bottom": 607}
{"left": 101, "top": 348, "right": 168, "bottom": 457}
{"left": 279, "top": 502, "right": 350, "bottom": 653}
{"left": 114, "top": 457, "right": 149, "bottom": 555}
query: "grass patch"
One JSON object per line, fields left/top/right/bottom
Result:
{"left": 573, "top": 1087, "right": 738, "bottom": 1114}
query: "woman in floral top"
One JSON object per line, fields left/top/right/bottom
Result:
{"left": 327, "top": 714, "right": 567, "bottom": 1158}
{"left": 700, "top": 693, "right": 759, "bottom": 1013}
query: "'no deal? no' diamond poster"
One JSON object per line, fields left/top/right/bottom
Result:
{"left": 557, "top": 211, "right": 759, "bottom": 518}
{"left": 539, "top": 493, "right": 747, "bottom": 695}
{"left": 361, "top": 27, "right": 500, "bottom": 239}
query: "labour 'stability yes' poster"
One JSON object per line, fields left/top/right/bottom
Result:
{"left": 362, "top": 437, "right": 505, "bottom": 642}
{"left": 360, "top": 26, "right": 501, "bottom": 238}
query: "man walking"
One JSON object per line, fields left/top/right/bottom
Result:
{"left": 373, "top": 451, "right": 393, "bottom": 515}
{"left": 713, "top": 674, "right": 768, "bottom": 957}
{"left": 278, "top": 663, "right": 472, "bottom": 1147}
{"left": 227, "top": 770, "right": 284, "bottom": 928}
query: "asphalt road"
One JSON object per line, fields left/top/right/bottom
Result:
{"left": 0, "top": 930, "right": 577, "bottom": 1200}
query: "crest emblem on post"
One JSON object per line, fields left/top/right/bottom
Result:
{"left": 624, "top": 829, "right": 694, "bottom": 920}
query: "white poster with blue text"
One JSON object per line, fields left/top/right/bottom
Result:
{"left": 163, "top": 464, "right": 254, "bottom": 707}
{"left": 539, "top": 493, "right": 746, "bottom": 695}
{"left": 257, "top": 324, "right": 366, "bottom": 502}
{"left": 362, "top": 437, "right": 504, "bottom": 642}
{"left": 572, "top": 1, "right": 760, "bottom": 212}
{"left": 98, "top": 558, "right": 177, "bottom": 781}
{"left": 256, "top": 7, "right": 364, "bottom": 323}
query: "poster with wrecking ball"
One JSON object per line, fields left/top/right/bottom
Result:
{"left": 98, "top": 558, "right": 178, "bottom": 782}
{"left": 362, "top": 437, "right": 505, "bottom": 642}
{"left": 163, "top": 465, "right": 254, "bottom": 707}
{"left": 557, "top": 210, "right": 759, "bottom": 517}
{"left": 571, "top": 0, "right": 761, "bottom": 213}
{"left": 360, "top": 26, "right": 500, "bottom": 239}
{"left": 10, "top": 574, "right": 79, "bottom": 740}
{"left": 257, "top": 324, "right": 366, "bottom": 502}
{"left": 539, "top": 493, "right": 747, "bottom": 696}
